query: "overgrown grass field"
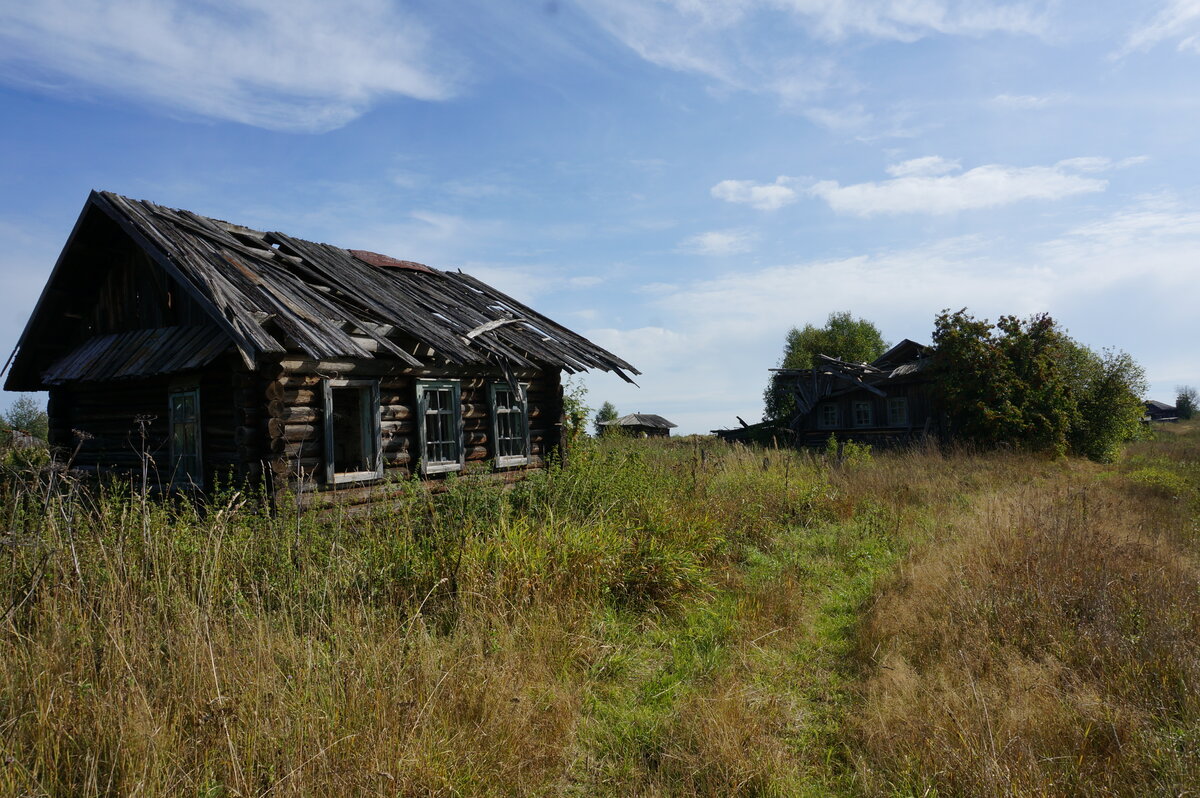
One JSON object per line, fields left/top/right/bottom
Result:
{"left": 2, "top": 424, "right": 1198, "bottom": 796}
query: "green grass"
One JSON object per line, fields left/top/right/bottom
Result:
{"left": 0, "top": 426, "right": 1197, "bottom": 795}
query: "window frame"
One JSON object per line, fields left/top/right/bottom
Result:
{"left": 818, "top": 402, "right": 839, "bottom": 429}
{"left": 322, "top": 378, "right": 383, "bottom": 485}
{"left": 489, "top": 381, "right": 530, "bottom": 468}
{"left": 852, "top": 400, "right": 874, "bottom": 427}
{"left": 887, "top": 397, "right": 909, "bottom": 427}
{"left": 168, "top": 387, "right": 203, "bottom": 488}
{"left": 416, "top": 380, "right": 464, "bottom": 475}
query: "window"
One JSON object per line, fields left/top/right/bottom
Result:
{"left": 887, "top": 397, "right": 909, "bottom": 427}
{"left": 169, "top": 389, "right": 202, "bottom": 487}
{"left": 853, "top": 400, "right": 874, "bottom": 427}
{"left": 490, "top": 382, "right": 529, "bottom": 467}
{"left": 417, "top": 381, "right": 462, "bottom": 474}
{"left": 818, "top": 403, "right": 839, "bottom": 429}
{"left": 322, "top": 379, "right": 382, "bottom": 484}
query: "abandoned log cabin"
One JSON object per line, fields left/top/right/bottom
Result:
{"left": 598, "top": 413, "right": 677, "bottom": 438}
{"left": 719, "top": 339, "right": 935, "bottom": 447}
{"left": 4, "top": 191, "right": 638, "bottom": 504}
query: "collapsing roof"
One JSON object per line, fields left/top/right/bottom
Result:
{"left": 769, "top": 339, "right": 930, "bottom": 423}
{"left": 6, "top": 191, "right": 639, "bottom": 391}
{"left": 600, "top": 413, "right": 677, "bottom": 430}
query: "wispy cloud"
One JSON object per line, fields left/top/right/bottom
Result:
{"left": 808, "top": 157, "right": 1115, "bottom": 216}
{"left": 1119, "top": 0, "right": 1200, "bottom": 57}
{"left": 572, "top": 0, "right": 1046, "bottom": 110}
{"left": 0, "top": 0, "right": 458, "bottom": 131}
{"left": 711, "top": 177, "right": 800, "bottom": 210}
{"left": 989, "top": 93, "right": 1054, "bottom": 109}
{"left": 678, "top": 229, "right": 756, "bottom": 255}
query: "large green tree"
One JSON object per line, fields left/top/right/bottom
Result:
{"left": 593, "top": 401, "right": 619, "bottom": 436}
{"left": 1177, "top": 386, "right": 1197, "bottom": 420}
{"left": 931, "top": 309, "right": 1145, "bottom": 461}
{"left": 763, "top": 311, "right": 888, "bottom": 421}
{"left": 2, "top": 394, "right": 48, "bottom": 442}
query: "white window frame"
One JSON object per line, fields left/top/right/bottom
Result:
{"left": 168, "top": 388, "right": 203, "bottom": 488}
{"left": 417, "top": 380, "right": 463, "bottom": 475}
{"left": 489, "top": 382, "right": 530, "bottom": 468}
{"left": 818, "top": 403, "right": 839, "bottom": 429}
{"left": 322, "top": 378, "right": 383, "bottom": 485}
{"left": 887, "top": 397, "right": 909, "bottom": 427}
{"left": 853, "top": 400, "right": 874, "bottom": 427}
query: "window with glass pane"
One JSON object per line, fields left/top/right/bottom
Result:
{"left": 819, "top": 403, "right": 838, "bottom": 428}
{"left": 853, "top": 400, "right": 874, "bottom": 427}
{"left": 887, "top": 397, "right": 909, "bottom": 427}
{"left": 417, "top": 381, "right": 461, "bottom": 473}
{"left": 169, "top": 389, "right": 202, "bottom": 487}
{"left": 490, "top": 382, "right": 528, "bottom": 466}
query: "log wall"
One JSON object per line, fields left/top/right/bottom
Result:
{"left": 263, "top": 360, "right": 564, "bottom": 496}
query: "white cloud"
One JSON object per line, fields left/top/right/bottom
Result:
{"left": 1119, "top": 0, "right": 1200, "bottom": 56}
{"left": 809, "top": 158, "right": 1110, "bottom": 216}
{"left": 569, "top": 276, "right": 605, "bottom": 288}
{"left": 678, "top": 229, "right": 756, "bottom": 255}
{"left": 711, "top": 177, "right": 800, "bottom": 210}
{"left": 571, "top": 0, "right": 1044, "bottom": 110}
{"left": 990, "top": 93, "right": 1053, "bottom": 109}
{"left": 886, "top": 155, "right": 961, "bottom": 177}
{"left": 0, "top": 0, "right": 457, "bottom": 131}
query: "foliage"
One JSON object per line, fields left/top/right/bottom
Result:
{"left": 2, "top": 393, "right": 48, "bottom": 441}
{"left": 594, "top": 400, "right": 619, "bottom": 436}
{"left": 763, "top": 311, "right": 889, "bottom": 421}
{"left": 560, "top": 376, "right": 591, "bottom": 446}
{"left": 1178, "top": 385, "right": 1198, "bottom": 419}
{"left": 931, "top": 309, "right": 1146, "bottom": 461}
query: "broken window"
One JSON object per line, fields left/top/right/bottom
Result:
{"left": 417, "top": 381, "right": 462, "bottom": 474}
{"left": 853, "top": 400, "right": 874, "bottom": 427}
{"left": 322, "top": 379, "right": 382, "bottom": 484}
{"left": 490, "top": 382, "right": 529, "bottom": 467}
{"left": 168, "top": 388, "right": 202, "bottom": 487}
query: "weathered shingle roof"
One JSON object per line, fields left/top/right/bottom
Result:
{"left": 600, "top": 413, "right": 677, "bottom": 429}
{"left": 7, "top": 191, "right": 639, "bottom": 388}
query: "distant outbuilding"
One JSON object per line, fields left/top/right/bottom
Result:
{"left": 1144, "top": 400, "right": 1177, "bottom": 422}
{"left": 599, "top": 413, "right": 677, "bottom": 438}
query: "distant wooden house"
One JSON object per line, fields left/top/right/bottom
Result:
{"left": 4, "top": 191, "right": 637, "bottom": 505}
{"left": 717, "top": 339, "right": 936, "bottom": 447}
{"left": 1144, "top": 400, "right": 1177, "bottom": 422}
{"left": 599, "top": 413, "right": 677, "bottom": 438}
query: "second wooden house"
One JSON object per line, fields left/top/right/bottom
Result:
{"left": 4, "top": 191, "right": 638, "bottom": 506}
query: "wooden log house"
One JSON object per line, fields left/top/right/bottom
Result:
{"left": 4, "top": 191, "right": 638, "bottom": 506}
{"left": 716, "top": 339, "right": 937, "bottom": 447}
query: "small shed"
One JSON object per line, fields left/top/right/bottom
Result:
{"left": 4, "top": 191, "right": 639, "bottom": 506}
{"left": 599, "top": 413, "right": 677, "bottom": 438}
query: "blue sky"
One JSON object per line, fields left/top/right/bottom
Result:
{"left": 0, "top": 0, "right": 1197, "bottom": 433}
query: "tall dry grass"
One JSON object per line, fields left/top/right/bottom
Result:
{"left": 853, "top": 423, "right": 1200, "bottom": 796}
{"left": 0, "top": 426, "right": 1195, "bottom": 796}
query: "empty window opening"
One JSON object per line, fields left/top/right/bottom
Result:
{"left": 323, "top": 380, "right": 381, "bottom": 484}
{"left": 169, "top": 389, "right": 202, "bottom": 487}
{"left": 491, "top": 382, "right": 529, "bottom": 467}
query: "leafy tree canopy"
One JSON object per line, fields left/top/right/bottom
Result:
{"left": 594, "top": 401, "right": 619, "bottom": 436}
{"left": 763, "top": 311, "right": 888, "bottom": 421}
{"left": 1177, "top": 386, "right": 1197, "bottom": 420}
{"left": 931, "top": 309, "right": 1146, "bottom": 462}
{"left": 2, "top": 394, "right": 48, "bottom": 442}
